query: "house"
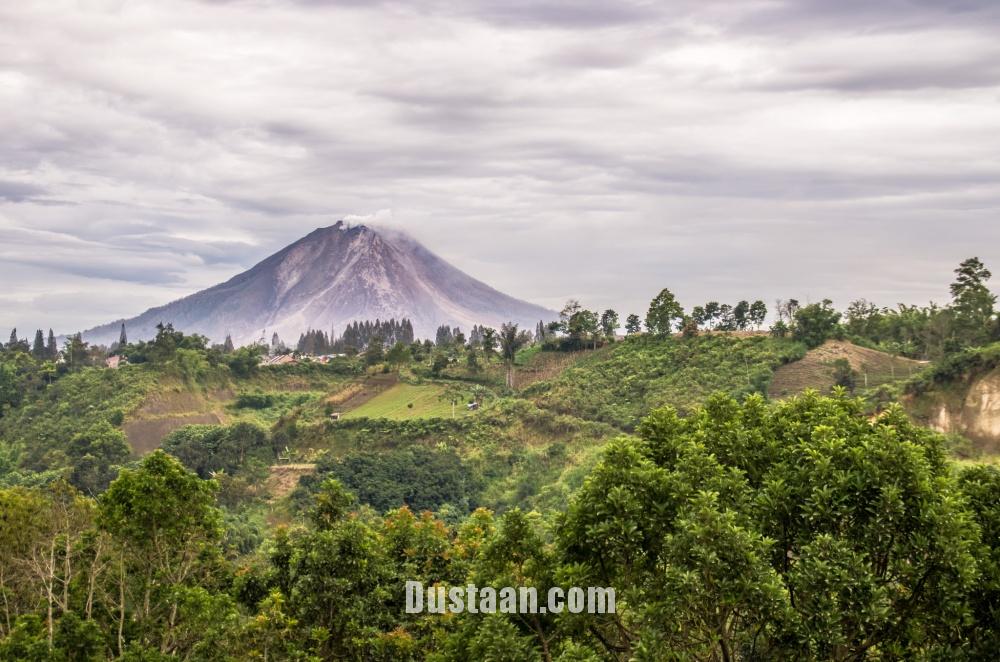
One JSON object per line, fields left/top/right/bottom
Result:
{"left": 261, "top": 354, "right": 297, "bottom": 367}
{"left": 329, "top": 412, "right": 341, "bottom": 421}
{"left": 105, "top": 355, "right": 127, "bottom": 369}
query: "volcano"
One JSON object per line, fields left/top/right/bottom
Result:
{"left": 78, "top": 222, "right": 555, "bottom": 346}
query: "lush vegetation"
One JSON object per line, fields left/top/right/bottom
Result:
{"left": 1, "top": 393, "right": 999, "bottom": 659}
{"left": 526, "top": 334, "right": 806, "bottom": 429}
{"left": 2, "top": 256, "right": 1000, "bottom": 659}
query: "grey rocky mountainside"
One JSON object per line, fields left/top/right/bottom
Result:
{"left": 78, "top": 222, "right": 555, "bottom": 346}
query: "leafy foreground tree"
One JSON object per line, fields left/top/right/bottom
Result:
{"left": 560, "top": 391, "right": 981, "bottom": 660}
{"left": 97, "top": 450, "right": 230, "bottom": 658}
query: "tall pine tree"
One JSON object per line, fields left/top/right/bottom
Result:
{"left": 32, "top": 329, "right": 45, "bottom": 359}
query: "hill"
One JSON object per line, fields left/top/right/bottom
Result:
{"left": 768, "top": 339, "right": 927, "bottom": 399}
{"left": 76, "top": 222, "right": 555, "bottom": 345}
{"left": 524, "top": 333, "right": 807, "bottom": 429}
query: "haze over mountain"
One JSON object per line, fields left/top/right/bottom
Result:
{"left": 77, "top": 222, "right": 555, "bottom": 346}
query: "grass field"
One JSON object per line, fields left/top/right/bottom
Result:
{"left": 340, "top": 382, "right": 471, "bottom": 420}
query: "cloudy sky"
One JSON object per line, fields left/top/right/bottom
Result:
{"left": 2, "top": 0, "right": 999, "bottom": 335}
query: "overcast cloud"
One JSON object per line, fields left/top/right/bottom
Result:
{"left": 1, "top": 0, "right": 999, "bottom": 335}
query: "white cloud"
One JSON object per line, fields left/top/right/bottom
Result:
{"left": 344, "top": 209, "right": 394, "bottom": 224}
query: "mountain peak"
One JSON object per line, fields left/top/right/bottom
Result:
{"left": 77, "top": 224, "right": 554, "bottom": 345}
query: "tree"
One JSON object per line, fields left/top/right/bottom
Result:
{"left": 690, "top": 305, "right": 706, "bottom": 328}
{"left": 282, "top": 502, "right": 396, "bottom": 658}
{"left": 46, "top": 330, "right": 57, "bottom": 360}
{"left": 310, "top": 479, "right": 356, "bottom": 530}
{"left": 7, "top": 328, "right": 16, "bottom": 350}
{"left": 957, "top": 465, "right": 1000, "bottom": 658}
{"left": 385, "top": 341, "right": 410, "bottom": 370}
{"left": 31, "top": 330, "right": 45, "bottom": 360}
{"left": 574, "top": 309, "right": 600, "bottom": 349}
{"left": 645, "top": 288, "right": 683, "bottom": 336}
{"left": 561, "top": 393, "right": 979, "bottom": 659}
{"left": 270, "top": 332, "right": 286, "bottom": 355}
{"left": 679, "top": 316, "right": 699, "bottom": 338}
{"left": 703, "top": 301, "right": 721, "bottom": 329}
{"left": 950, "top": 257, "right": 996, "bottom": 346}
{"left": 146, "top": 322, "right": 207, "bottom": 363}
{"left": 67, "top": 421, "right": 130, "bottom": 494}
{"left": 793, "top": 299, "right": 841, "bottom": 348}
{"left": 222, "top": 334, "right": 235, "bottom": 354}
{"left": 98, "top": 451, "right": 223, "bottom": 656}
{"left": 63, "top": 334, "right": 90, "bottom": 369}
{"left": 226, "top": 345, "right": 261, "bottom": 378}
{"left": 499, "top": 323, "right": 531, "bottom": 389}
{"left": 435, "top": 325, "right": 454, "bottom": 347}
{"left": 118, "top": 323, "right": 128, "bottom": 349}
{"left": 830, "top": 358, "right": 856, "bottom": 393}
{"left": 625, "top": 314, "right": 642, "bottom": 335}
{"left": 717, "top": 303, "right": 735, "bottom": 331}
{"left": 364, "top": 336, "right": 384, "bottom": 366}
{"left": 600, "top": 309, "right": 619, "bottom": 339}
{"left": 481, "top": 327, "right": 498, "bottom": 359}
{"left": 733, "top": 300, "right": 750, "bottom": 330}
{"left": 844, "top": 299, "right": 880, "bottom": 337}
{"left": 430, "top": 352, "right": 449, "bottom": 377}
{"left": 440, "top": 382, "right": 469, "bottom": 418}
{"left": 749, "top": 300, "right": 767, "bottom": 330}
{"left": 775, "top": 298, "right": 801, "bottom": 324}
{"left": 465, "top": 347, "right": 480, "bottom": 372}
{"left": 559, "top": 300, "right": 582, "bottom": 332}
{"left": 0, "top": 362, "right": 18, "bottom": 414}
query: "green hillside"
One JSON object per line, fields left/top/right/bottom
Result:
{"left": 340, "top": 382, "right": 461, "bottom": 420}
{"left": 287, "top": 398, "right": 615, "bottom": 516}
{"left": 525, "top": 333, "right": 807, "bottom": 429}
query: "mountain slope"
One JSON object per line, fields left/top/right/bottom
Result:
{"left": 77, "top": 222, "right": 555, "bottom": 345}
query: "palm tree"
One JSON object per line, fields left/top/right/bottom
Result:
{"left": 499, "top": 322, "right": 531, "bottom": 389}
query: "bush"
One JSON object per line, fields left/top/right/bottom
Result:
{"left": 235, "top": 392, "right": 276, "bottom": 409}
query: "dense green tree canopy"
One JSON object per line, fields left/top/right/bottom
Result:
{"left": 645, "top": 288, "right": 684, "bottom": 336}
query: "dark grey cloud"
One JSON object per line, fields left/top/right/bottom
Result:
{"left": 0, "top": 180, "right": 46, "bottom": 202}
{"left": 0, "top": 0, "right": 998, "bottom": 334}
{"left": 233, "top": 0, "right": 668, "bottom": 29}
{"left": 735, "top": 0, "right": 1000, "bottom": 34}
{"left": 447, "top": 0, "right": 664, "bottom": 29}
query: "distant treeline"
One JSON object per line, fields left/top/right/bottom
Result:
{"left": 294, "top": 318, "right": 416, "bottom": 354}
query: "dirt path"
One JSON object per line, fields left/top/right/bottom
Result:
{"left": 266, "top": 463, "right": 317, "bottom": 501}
